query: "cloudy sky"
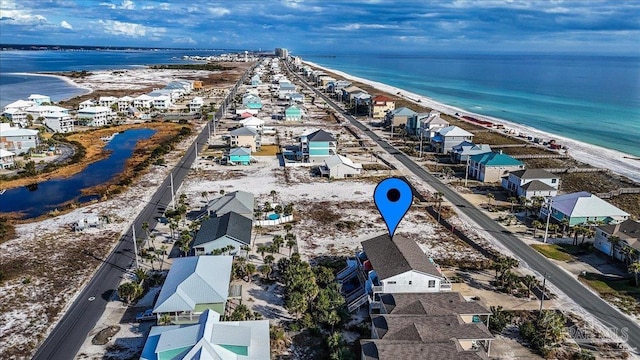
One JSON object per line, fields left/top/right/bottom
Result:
{"left": 1, "top": 0, "right": 638, "bottom": 55}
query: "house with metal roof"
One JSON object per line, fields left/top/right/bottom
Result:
{"left": 300, "top": 129, "right": 337, "bottom": 163}
{"left": 594, "top": 219, "right": 640, "bottom": 263}
{"left": 539, "top": 191, "right": 630, "bottom": 226}
{"left": 153, "top": 256, "right": 233, "bottom": 323}
{"left": 370, "top": 95, "right": 396, "bottom": 119}
{"left": 319, "top": 154, "right": 363, "bottom": 179}
{"left": 376, "top": 292, "right": 491, "bottom": 322}
{"left": 385, "top": 107, "right": 417, "bottom": 127}
{"left": 242, "top": 94, "right": 262, "bottom": 110}
{"left": 469, "top": 152, "right": 525, "bottom": 183}
{"left": 239, "top": 116, "right": 264, "bottom": 133}
{"left": 430, "top": 126, "right": 475, "bottom": 154}
{"left": 191, "top": 212, "right": 253, "bottom": 255}
{"left": 228, "top": 147, "right": 252, "bottom": 166}
{"left": 502, "top": 169, "right": 559, "bottom": 199}
{"left": 0, "top": 123, "right": 39, "bottom": 155}
{"left": 450, "top": 141, "right": 492, "bottom": 163}
{"left": 284, "top": 105, "right": 303, "bottom": 121}
{"left": 141, "top": 309, "right": 270, "bottom": 360}
{"left": 228, "top": 127, "right": 260, "bottom": 152}
{"left": 198, "top": 191, "right": 254, "bottom": 220}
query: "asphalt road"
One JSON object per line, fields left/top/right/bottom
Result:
{"left": 289, "top": 65, "right": 640, "bottom": 352}
{"left": 32, "top": 70, "right": 249, "bottom": 360}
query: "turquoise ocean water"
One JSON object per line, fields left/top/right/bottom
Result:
{"left": 1, "top": 50, "right": 638, "bottom": 156}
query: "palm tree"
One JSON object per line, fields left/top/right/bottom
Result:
{"left": 245, "top": 263, "right": 256, "bottom": 282}
{"left": 549, "top": 223, "right": 560, "bottom": 238}
{"left": 531, "top": 220, "right": 543, "bottom": 238}
{"left": 201, "top": 191, "right": 209, "bottom": 203}
{"left": 180, "top": 242, "right": 190, "bottom": 257}
{"left": 272, "top": 235, "right": 284, "bottom": 253}
{"left": 261, "top": 264, "right": 272, "bottom": 280}
{"left": 581, "top": 227, "right": 595, "bottom": 245}
{"left": 628, "top": 261, "right": 640, "bottom": 287}
{"left": 284, "top": 223, "right": 293, "bottom": 233}
{"left": 560, "top": 218, "right": 570, "bottom": 237}
{"left": 219, "top": 189, "right": 225, "bottom": 196}
{"left": 522, "top": 275, "right": 537, "bottom": 298}
{"left": 621, "top": 246, "right": 636, "bottom": 265}
{"left": 434, "top": 192, "right": 444, "bottom": 223}
{"left": 142, "top": 222, "right": 150, "bottom": 245}
{"left": 487, "top": 193, "right": 495, "bottom": 207}
{"left": 134, "top": 268, "right": 148, "bottom": 284}
{"left": 508, "top": 197, "right": 517, "bottom": 212}
{"left": 608, "top": 235, "right": 621, "bottom": 259}
{"left": 117, "top": 282, "right": 143, "bottom": 303}
{"left": 286, "top": 234, "right": 296, "bottom": 257}
{"left": 257, "top": 244, "right": 267, "bottom": 259}
{"left": 270, "top": 189, "right": 277, "bottom": 203}
{"left": 158, "top": 314, "right": 172, "bottom": 325}
{"left": 264, "top": 254, "right": 275, "bottom": 266}
{"left": 159, "top": 245, "right": 168, "bottom": 270}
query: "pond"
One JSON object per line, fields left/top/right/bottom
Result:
{"left": 0, "top": 128, "right": 156, "bottom": 219}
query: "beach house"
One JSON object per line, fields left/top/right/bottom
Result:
{"left": 43, "top": 112, "right": 74, "bottom": 133}
{"left": 228, "top": 147, "right": 252, "bottom": 166}
{"left": 228, "top": 127, "right": 260, "bottom": 152}
{"left": 141, "top": 310, "right": 270, "bottom": 360}
{"left": 278, "top": 81, "right": 297, "bottom": 99}
{"left": 152, "top": 255, "right": 232, "bottom": 324}
{"left": 385, "top": 107, "right": 417, "bottom": 128}
{"left": 151, "top": 94, "right": 172, "bottom": 110}
{"left": 284, "top": 105, "right": 303, "bottom": 121}
{"left": 300, "top": 129, "right": 337, "bottom": 163}
{"left": 134, "top": 94, "right": 154, "bottom": 109}
{"left": 242, "top": 94, "right": 263, "bottom": 109}
{"left": 2, "top": 108, "right": 29, "bottom": 127}
{"left": 199, "top": 190, "right": 255, "bottom": 220}
{"left": 77, "top": 106, "right": 113, "bottom": 127}
{"left": 430, "top": 126, "right": 474, "bottom": 154}
{"left": 469, "top": 152, "right": 525, "bottom": 183}
{"left": 239, "top": 116, "right": 264, "bottom": 133}
{"left": 450, "top": 141, "right": 492, "bottom": 163}
{"left": 191, "top": 212, "right": 252, "bottom": 255}
{"left": 3, "top": 99, "right": 35, "bottom": 113}
{"left": 0, "top": 149, "right": 15, "bottom": 169}
{"left": 319, "top": 154, "right": 363, "bottom": 179}
{"left": 25, "top": 105, "right": 70, "bottom": 119}
{"left": 78, "top": 99, "right": 97, "bottom": 110}
{"left": 539, "top": 192, "right": 630, "bottom": 226}
{"left": 117, "top": 96, "right": 133, "bottom": 111}
{"left": 28, "top": 94, "right": 51, "bottom": 105}
{"left": 594, "top": 219, "right": 640, "bottom": 263}
{"left": 502, "top": 169, "right": 560, "bottom": 199}
{"left": 418, "top": 111, "right": 450, "bottom": 139}
{"left": 370, "top": 95, "right": 395, "bottom": 119}
{"left": 250, "top": 74, "right": 262, "bottom": 86}
{"left": 98, "top": 96, "right": 118, "bottom": 108}
{"left": 0, "top": 123, "right": 39, "bottom": 155}
{"left": 188, "top": 97, "right": 204, "bottom": 113}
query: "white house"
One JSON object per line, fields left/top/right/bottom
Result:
{"left": 133, "top": 94, "right": 154, "bottom": 109}
{"left": 25, "top": 105, "right": 69, "bottom": 119}
{"left": 239, "top": 116, "right": 264, "bottom": 133}
{"left": 419, "top": 111, "right": 450, "bottom": 139}
{"left": 278, "top": 81, "right": 296, "bottom": 99}
{"left": 188, "top": 96, "right": 204, "bottom": 113}
{"left": 44, "top": 112, "right": 74, "bottom": 133}
{"left": 430, "top": 125, "right": 474, "bottom": 154}
{"left": 78, "top": 99, "right": 97, "bottom": 110}
{"left": 319, "top": 154, "right": 363, "bottom": 178}
{"left": 594, "top": 219, "right": 640, "bottom": 263}
{"left": 151, "top": 95, "right": 172, "bottom": 110}
{"left": 117, "top": 96, "right": 134, "bottom": 111}
{"left": 77, "top": 106, "right": 113, "bottom": 127}
{"left": 28, "top": 94, "right": 51, "bottom": 105}
{"left": 0, "top": 123, "right": 39, "bottom": 155}
{"left": 3, "top": 99, "right": 35, "bottom": 113}
{"left": 0, "top": 149, "right": 15, "bottom": 169}
{"left": 98, "top": 96, "right": 118, "bottom": 108}
{"left": 2, "top": 108, "right": 29, "bottom": 127}
{"left": 502, "top": 169, "right": 560, "bottom": 199}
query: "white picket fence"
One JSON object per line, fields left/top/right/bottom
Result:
{"left": 255, "top": 214, "right": 294, "bottom": 226}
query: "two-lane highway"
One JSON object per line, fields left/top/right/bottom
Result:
{"left": 289, "top": 64, "right": 640, "bottom": 351}
{"left": 33, "top": 68, "right": 251, "bottom": 360}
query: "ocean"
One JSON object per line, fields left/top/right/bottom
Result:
{"left": 1, "top": 50, "right": 638, "bottom": 156}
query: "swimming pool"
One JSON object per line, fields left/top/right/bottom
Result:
{"left": 268, "top": 213, "right": 280, "bottom": 220}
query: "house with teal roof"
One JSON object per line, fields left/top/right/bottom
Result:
{"left": 141, "top": 309, "right": 270, "bottom": 360}
{"left": 242, "top": 94, "right": 262, "bottom": 110}
{"left": 285, "top": 105, "right": 303, "bottom": 121}
{"left": 469, "top": 152, "right": 525, "bottom": 183}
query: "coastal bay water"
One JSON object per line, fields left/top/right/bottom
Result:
{"left": 0, "top": 128, "right": 155, "bottom": 219}
{"left": 302, "top": 53, "right": 640, "bottom": 157}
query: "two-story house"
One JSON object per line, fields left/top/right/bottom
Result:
{"left": 385, "top": 107, "right": 417, "bottom": 128}
{"left": 539, "top": 191, "right": 630, "bottom": 226}
{"left": 594, "top": 219, "right": 640, "bottom": 263}
{"left": 43, "top": 112, "right": 74, "bottom": 133}
{"left": 370, "top": 95, "right": 395, "bottom": 119}
{"left": 228, "top": 127, "right": 260, "bottom": 152}
{"left": 450, "top": 141, "right": 492, "bottom": 163}
{"left": 502, "top": 169, "right": 560, "bottom": 199}
{"left": 469, "top": 152, "right": 525, "bottom": 183}
{"left": 300, "top": 129, "right": 337, "bottom": 163}
{"left": 191, "top": 212, "right": 252, "bottom": 255}
{"left": 430, "top": 126, "right": 474, "bottom": 154}
{"left": 0, "top": 123, "right": 39, "bottom": 155}
{"left": 77, "top": 106, "right": 113, "bottom": 127}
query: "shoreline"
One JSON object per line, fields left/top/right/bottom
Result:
{"left": 6, "top": 72, "right": 94, "bottom": 100}
{"left": 304, "top": 60, "right": 640, "bottom": 184}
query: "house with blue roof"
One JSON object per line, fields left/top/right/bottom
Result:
{"left": 152, "top": 256, "right": 233, "bottom": 324}
{"left": 141, "top": 309, "right": 270, "bottom": 360}
{"left": 469, "top": 152, "right": 525, "bottom": 183}
{"left": 242, "top": 94, "right": 262, "bottom": 110}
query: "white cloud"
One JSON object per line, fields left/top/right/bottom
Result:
{"left": 329, "top": 23, "right": 399, "bottom": 31}
{"left": 208, "top": 7, "right": 230, "bottom": 17}
{"left": 120, "top": 0, "right": 135, "bottom": 10}
{"left": 99, "top": 2, "right": 116, "bottom": 9}
{"left": 60, "top": 20, "right": 72, "bottom": 29}
{"left": 173, "top": 36, "right": 197, "bottom": 44}
{"left": 99, "top": 19, "right": 165, "bottom": 38}
{"left": 0, "top": 9, "right": 47, "bottom": 25}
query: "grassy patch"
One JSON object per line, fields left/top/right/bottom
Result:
{"left": 579, "top": 272, "right": 640, "bottom": 315}
{"left": 254, "top": 145, "right": 279, "bottom": 156}
{"left": 531, "top": 244, "right": 574, "bottom": 261}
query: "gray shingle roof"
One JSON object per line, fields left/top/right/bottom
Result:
{"left": 361, "top": 340, "right": 488, "bottom": 360}
{"left": 520, "top": 179, "right": 556, "bottom": 191}
{"left": 229, "top": 147, "right": 252, "bottom": 156}
{"left": 379, "top": 292, "right": 491, "bottom": 316}
{"left": 192, "top": 212, "right": 252, "bottom": 247}
{"left": 372, "top": 314, "right": 493, "bottom": 342}
{"left": 153, "top": 256, "right": 232, "bottom": 313}
{"left": 230, "top": 127, "right": 258, "bottom": 136}
{"left": 204, "top": 191, "right": 254, "bottom": 218}
{"left": 361, "top": 234, "right": 442, "bottom": 279}
{"left": 510, "top": 169, "right": 557, "bottom": 180}
{"left": 305, "top": 129, "right": 336, "bottom": 142}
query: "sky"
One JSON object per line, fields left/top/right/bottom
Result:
{"left": 0, "top": 0, "right": 639, "bottom": 55}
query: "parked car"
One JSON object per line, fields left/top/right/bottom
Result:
{"left": 136, "top": 309, "right": 156, "bottom": 322}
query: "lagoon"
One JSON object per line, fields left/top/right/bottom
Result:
{"left": 0, "top": 128, "right": 155, "bottom": 219}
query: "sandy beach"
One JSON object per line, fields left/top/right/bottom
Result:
{"left": 8, "top": 71, "right": 94, "bottom": 96}
{"left": 305, "top": 61, "right": 640, "bottom": 184}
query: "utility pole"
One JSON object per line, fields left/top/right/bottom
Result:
{"left": 170, "top": 172, "right": 176, "bottom": 211}
{"left": 207, "top": 121, "right": 211, "bottom": 144}
{"left": 419, "top": 130, "right": 423, "bottom": 158}
{"left": 132, "top": 224, "right": 139, "bottom": 269}
{"left": 194, "top": 142, "right": 198, "bottom": 170}
{"left": 539, "top": 272, "right": 548, "bottom": 313}
{"left": 543, "top": 199, "right": 552, "bottom": 243}
{"left": 464, "top": 155, "right": 470, "bottom": 187}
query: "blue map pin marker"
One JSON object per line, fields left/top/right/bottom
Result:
{"left": 374, "top": 177, "right": 413, "bottom": 239}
